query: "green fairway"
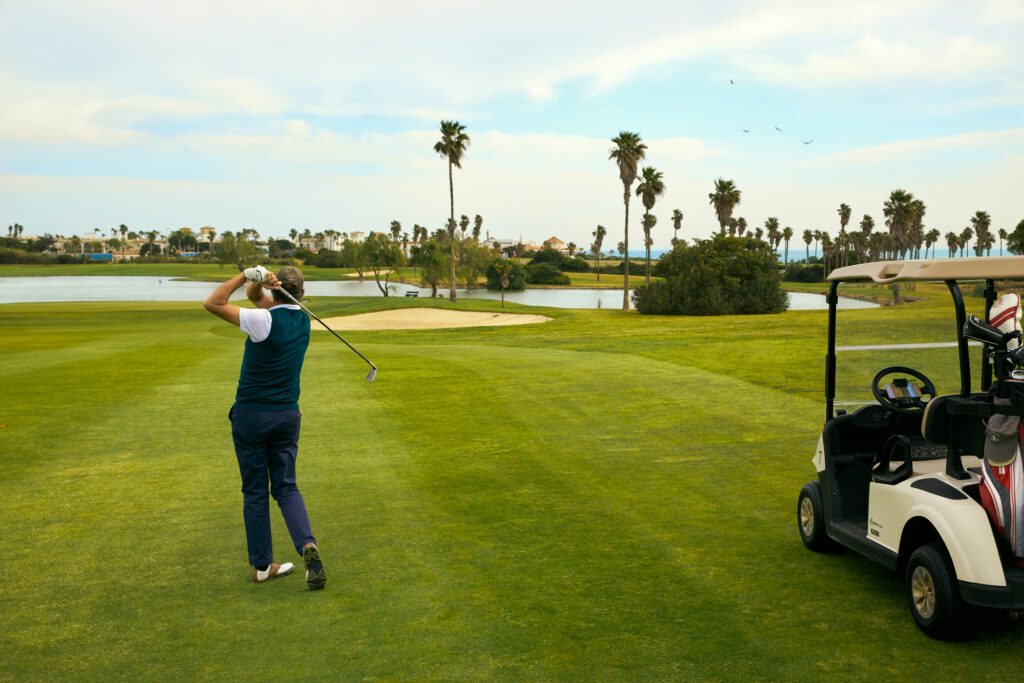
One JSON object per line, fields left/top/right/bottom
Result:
{"left": 2, "top": 292, "right": 1022, "bottom": 679}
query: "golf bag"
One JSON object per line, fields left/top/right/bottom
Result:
{"left": 980, "top": 294, "right": 1024, "bottom": 564}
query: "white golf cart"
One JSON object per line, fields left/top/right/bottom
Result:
{"left": 798, "top": 257, "right": 1024, "bottom": 640}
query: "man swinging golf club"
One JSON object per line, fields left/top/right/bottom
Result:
{"left": 203, "top": 265, "right": 326, "bottom": 589}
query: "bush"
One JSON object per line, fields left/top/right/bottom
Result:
{"left": 632, "top": 234, "right": 788, "bottom": 315}
{"left": 314, "top": 249, "right": 346, "bottom": 268}
{"left": 526, "top": 263, "right": 571, "bottom": 285}
{"left": 528, "top": 247, "right": 590, "bottom": 273}
{"left": 782, "top": 262, "right": 824, "bottom": 283}
{"left": 485, "top": 259, "right": 527, "bottom": 291}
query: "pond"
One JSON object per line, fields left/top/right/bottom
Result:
{"left": 0, "top": 276, "right": 879, "bottom": 310}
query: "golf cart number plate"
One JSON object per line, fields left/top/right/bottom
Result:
{"left": 910, "top": 443, "right": 947, "bottom": 460}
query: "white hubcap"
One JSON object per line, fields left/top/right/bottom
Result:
{"left": 800, "top": 497, "right": 814, "bottom": 537}
{"left": 911, "top": 566, "right": 936, "bottom": 619}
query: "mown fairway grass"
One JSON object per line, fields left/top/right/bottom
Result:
{"left": 2, "top": 290, "right": 1022, "bottom": 679}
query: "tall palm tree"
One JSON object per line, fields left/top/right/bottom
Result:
{"left": 641, "top": 213, "right": 657, "bottom": 283}
{"left": 473, "top": 215, "right": 483, "bottom": 243}
{"left": 671, "top": 209, "right": 683, "bottom": 245}
{"left": 782, "top": 227, "right": 793, "bottom": 264}
{"left": 883, "top": 189, "right": 915, "bottom": 259}
{"left": 635, "top": 166, "right": 665, "bottom": 285}
{"left": 837, "top": 204, "right": 851, "bottom": 266}
{"left": 609, "top": 131, "right": 647, "bottom": 310}
{"left": 434, "top": 119, "right": 470, "bottom": 302}
{"left": 803, "top": 229, "right": 813, "bottom": 261}
{"left": 961, "top": 227, "right": 974, "bottom": 256}
{"left": 459, "top": 214, "right": 470, "bottom": 241}
{"left": 736, "top": 217, "right": 747, "bottom": 237}
{"left": 999, "top": 228, "right": 1008, "bottom": 256}
{"left": 925, "top": 228, "right": 940, "bottom": 259}
{"left": 764, "top": 217, "right": 780, "bottom": 255}
{"left": 909, "top": 199, "right": 926, "bottom": 258}
{"left": 971, "top": 211, "right": 992, "bottom": 257}
{"left": 708, "top": 178, "right": 741, "bottom": 235}
{"left": 389, "top": 221, "right": 402, "bottom": 243}
{"left": 946, "top": 232, "right": 959, "bottom": 258}
{"left": 592, "top": 224, "right": 607, "bottom": 282}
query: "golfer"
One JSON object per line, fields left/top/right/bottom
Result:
{"left": 203, "top": 265, "right": 326, "bottom": 590}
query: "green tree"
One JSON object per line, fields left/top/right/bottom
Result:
{"left": 416, "top": 239, "right": 447, "bottom": 297}
{"left": 999, "top": 228, "right": 1008, "bottom": 256}
{"left": 802, "top": 229, "right": 813, "bottom": 262}
{"left": 736, "top": 217, "right": 747, "bottom": 237}
{"left": 361, "top": 233, "right": 405, "bottom": 295}
{"left": 473, "top": 214, "right": 483, "bottom": 243}
{"left": 609, "top": 131, "right": 647, "bottom": 310}
{"left": 633, "top": 234, "right": 787, "bottom": 315}
{"left": 971, "top": 210, "right": 992, "bottom": 257}
{"left": 434, "top": 120, "right": 470, "bottom": 302}
{"left": 708, "top": 178, "right": 741, "bottom": 235}
{"left": 1006, "top": 219, "right": 1024, "bottom": 255}
{"left": 215, "top": 231, "right": 258, "bottom": 271}
{"left": 635, "top": 165, "right": 665, "bottom": 284}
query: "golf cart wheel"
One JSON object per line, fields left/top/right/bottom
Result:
{"left": 797, "top": 481, "right": 836, "bottom": 552}
{"left": 905, "top": 543, "right": 975, "bottom": 640}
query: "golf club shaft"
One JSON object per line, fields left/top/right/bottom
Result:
{"left": 274, "top": 285, "right": 377, "bottom": 371}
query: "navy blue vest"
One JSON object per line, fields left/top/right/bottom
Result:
{"left": 234, "top": 307, "right": 310, "bottom": 411}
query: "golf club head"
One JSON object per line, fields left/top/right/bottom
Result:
{"left": 366, "top": 367, "right": 377, "bottom": 383}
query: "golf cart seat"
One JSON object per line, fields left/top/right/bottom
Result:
{"left": 921, "top": 394, "right": 988, "bottom": 479}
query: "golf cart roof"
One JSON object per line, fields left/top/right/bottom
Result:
{"left": 828, "top": 257, "right": 1024, "bottom": 284}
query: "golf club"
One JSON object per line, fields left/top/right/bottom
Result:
{"left": 274, "top": 285, "right": 377, "bottom": 382}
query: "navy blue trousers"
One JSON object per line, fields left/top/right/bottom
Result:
{"left": 229, "top": 407, "right": 316, "bottom": 567}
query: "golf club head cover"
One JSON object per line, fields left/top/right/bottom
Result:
{"left": 244, "top": 265, "right": 269, "bottom": 284}
{"left": 990, "top": 293, "right": 1022, "bottom": 350}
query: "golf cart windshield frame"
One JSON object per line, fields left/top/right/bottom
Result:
{"left": 825, "top": 277, "right": 998, "bottom": 425}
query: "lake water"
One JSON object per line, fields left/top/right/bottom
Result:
{"left": 0, "top": 276, "right": 878, "bottom": 310}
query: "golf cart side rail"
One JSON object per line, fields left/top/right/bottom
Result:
{"left": 828, "top": 256, "right": 1024, "bottom": 283}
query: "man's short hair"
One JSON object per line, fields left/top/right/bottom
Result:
{"left": 273, "top": 266, "right": 304, "bottom": 303}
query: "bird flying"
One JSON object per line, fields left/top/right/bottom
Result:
{"left": 742, "top": 129, "right": 750, "bottom": 133}
{"left": 730, "top": 79, "right": 735, "bottom": 85}
{"left": 775, "top": 126, "right": 782, "bottom": 132}
{"left": 802, "top": 140, "right": 814, "bottom": 145}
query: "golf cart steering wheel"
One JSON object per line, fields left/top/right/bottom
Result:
{"left": 871, "top": 366, "right": 937, "bottom": 415}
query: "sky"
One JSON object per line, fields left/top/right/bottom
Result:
{"left": 1, "top": 0, "right": 1022, "bottom": 250}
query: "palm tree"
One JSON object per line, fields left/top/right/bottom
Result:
{"left": 971, "top": 211, "right": 992, "bottom": 257}
{"left": 837, "top": 204, "right": 851, "bottom": 266}
{"left": 755, "top": 228, "right": 764, "bottom": 242}
{"left": 289, "top": 228, "right": 298, "bottom": 244}
{"left": 671, "top": 209, "right": 683, "bottom": 245}
{"left": 390, "top": 220, "right": 402, "bottom": 243}
{"left": 473, "top": 215, "right": 483, "bottom": 243}
{"left": 434, "top": 119, "right": 470, "bottom": 302}
{"left": 925, "top": 229, "right": 940, "bottom": 259}
{"left": 860, "top": 215, "right": 875, "bottom": 253}
{"left": 640, "top": 213, "right": 657, "bottom": 283}
{"left": 493, "top": 260, "right": 512, "bottom": 308}
{"left": 946, "top": 232, "right": 959, "bottom": 258}
{"left": 459, "top": 214, "right": 470, "bottom": 241}
{"left": 883, "top": 189, "right": 915, "bottom": 259}
{"left": 592, "top": 224, "right": 607, "bottom": 282}
{"left": 708, "top": 178, "right": 741, "bottom": 235}
{"left": 728, "top": 218, "right": 738, "bottom": 236}
{"left": 609, "top": 131, "right": 647, "bottom": 310}
{"left": 999, "top": 228, "right": 1008, "bottom": 256}
{"left": 961, "top": 227, "right": 974, "bottom": 256}
{"left": 736, "top": 217, "right": 747, "bottom": 237}
{"left": 635, "top": 166, "right": 665, "bottom": 285}
{"left": 803, "top": 229, "right": 813, "bottom": 261}
{"left": 764, "top": 217, "right": 780, "bottom": 256}
{"left": 782, "top": 227, "right": 793, "bottom": 264}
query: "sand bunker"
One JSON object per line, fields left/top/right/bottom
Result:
{"left": 313, "top": 307, "right": 552, "bottom": 331}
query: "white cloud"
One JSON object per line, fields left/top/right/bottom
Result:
{"left": 789, "top": 128, "right": 1024, "bottom": 168}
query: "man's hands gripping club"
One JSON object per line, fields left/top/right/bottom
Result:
{"left": 203, "top": 265, "right": 280, "bottom": 325}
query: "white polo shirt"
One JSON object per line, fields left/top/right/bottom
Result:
{"left": 238, "top": 304, "right": 301, "bottom": 343}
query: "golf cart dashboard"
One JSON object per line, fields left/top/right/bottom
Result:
{"left": 884, "top": 379, "right": 925, "bottom": 409}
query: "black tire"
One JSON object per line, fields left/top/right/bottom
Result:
{"left": 798, "top": 481, "right": 837, "bottom": 552}
{"left": 905, "top": 543, "right": 976, "bottom": 640}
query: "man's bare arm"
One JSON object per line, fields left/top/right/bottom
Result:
{"left": 203, "top": 272, "right": 247, "bottom": 325}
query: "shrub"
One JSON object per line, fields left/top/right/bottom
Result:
{"left": 528, "top": 247, "right": 590, "bottom": 273}
{"left": 782, "top": 262, "right": 824, "bottom": 283}
{"left": 526, "top": 263, "right": 571, "bottom": 285}
{"left": 314, "top": 249, "right": 346, "bottom": 268}
{"left": 632, "top": 234, "right": 788, "bottom": 315}
{"left": 485, "top": 259, "right": 527, "bottom": 291}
